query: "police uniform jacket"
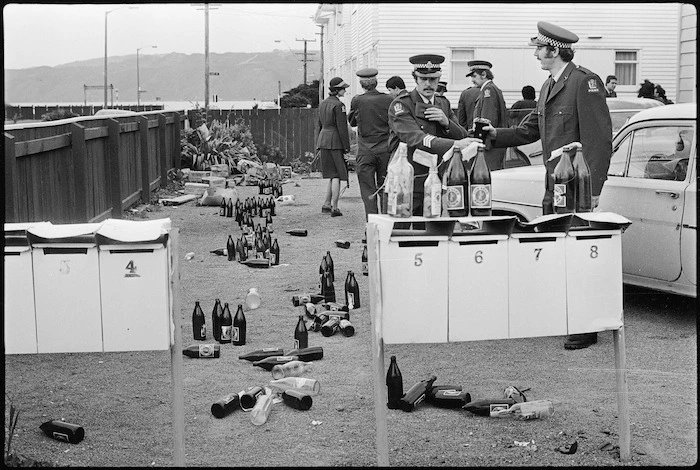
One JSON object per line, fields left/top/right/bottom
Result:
{"left": 457, "top": 86, "right": 480, "bottom": 130}
{"left": 493, "top": 62, "right": 612, "bottom": 196}
{"left": 348, "top": 89, "right": 394, "bottom": 155}
{"left": 316, "top": 95, "right": 350, "bottom": 152}
{"left": 474, "top": 80, "right": 507, "bottom": 128}
{"left": 388, "top": 89, "right": 468, "bottom": 184}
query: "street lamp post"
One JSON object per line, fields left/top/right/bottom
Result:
{"left": 137, "top": 45, "right": 157, "bottom": 107}
{"left": 104, "top": 6, "right": 138, "bottom": 108}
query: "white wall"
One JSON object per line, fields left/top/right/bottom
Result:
{"left": 318, "top": 2, "right": 686, "bottom": 107}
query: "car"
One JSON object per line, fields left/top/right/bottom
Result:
{"left": 503, "top": 97, "right": 664, "bottom": 169}
{"left": 491, "top": 102, "right": 697, "bottom": 298}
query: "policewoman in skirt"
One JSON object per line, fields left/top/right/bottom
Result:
{"left": 317, "top": 77, "right": 351, "bottom": 217}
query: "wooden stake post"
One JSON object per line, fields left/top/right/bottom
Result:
{"left": 366, "top": 214, "right": 631, "bottom": 465}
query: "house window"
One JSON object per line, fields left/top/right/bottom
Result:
{"left": 614, "top": 51, "right": 638, "bottom": 86}
{"left": 451, "top": 49, "right": 475, "bottom": 87}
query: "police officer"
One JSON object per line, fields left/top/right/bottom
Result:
{"left": 436, "top": 81, "right": 448, "bottom": 96}
{"left": 457, "top": 85, "right": 480, "bottom": 131}
{"left": 467, "top": 60, "right": 507, "bottom": 170}
{"left": 483, "top": 21, "right": 612, "bottom": 350}
{"left": 348, "top": 68, "right": 394, "bottom": 218}
{"left": 388, "top": 54, "right": 476, "bottom": 215}
{"left": 317, "top": 77, "right": 351, "bottom": 217}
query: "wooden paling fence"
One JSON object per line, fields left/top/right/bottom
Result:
{"left": 4, "top": 111, "right": 183, "bottom": 224}
{"left": 5, "top": 104, "right": 165, "bottom": 122}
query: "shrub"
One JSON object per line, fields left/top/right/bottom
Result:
{"left": 257, "top": 143, "right": 285, "bottom": 165}
{"left": 41, "top": 109, "right": 79, "bottom": 121}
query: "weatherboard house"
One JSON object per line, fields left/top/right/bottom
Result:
{"left": 313, "top": 3, "right": 696, "bottom": 107}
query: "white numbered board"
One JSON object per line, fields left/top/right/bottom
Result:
{"left": 4, "top": 247, "right": 39, "bottom": 354}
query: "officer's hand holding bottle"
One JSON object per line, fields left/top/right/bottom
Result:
{"left": 481, "top": 124, "right": 497, "bottom": 140}
{"left": 423, "top": 107, "right": 448, "bottom": 127}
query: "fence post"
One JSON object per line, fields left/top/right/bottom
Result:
{"left": 158, "top": 114, "right": 168, "bottom": 188}
{"left": 4, "top": 133, "right": 16, "bottom": 222}
{"left": 107, "top": 118, "right": 123, "bottom": 219}
{"left": 171, "top": 111, "right": 181, "bottom": 171}
{"left": 139, "top": 116, "right": 151, "bottom": 204}
{"left": 71, "top": 122, "right": 89, "bottom": 222}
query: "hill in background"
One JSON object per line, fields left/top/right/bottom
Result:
{"left": 4, "top": 51, "right": 320, "bottom": 104}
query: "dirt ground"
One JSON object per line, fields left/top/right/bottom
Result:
{"left": 4, "top": 172, "right": 697, "bottom": 467}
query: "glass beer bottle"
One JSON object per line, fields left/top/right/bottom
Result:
{"left": 294, "top": 315, "right": 308, "bottom": 350}
{"left": 553, "top": 145, "right": 577, "bottom": 214}
{"left": 423, "top": 162, "right": 442, "bottom": 218}
{"left": 572, "top": 146, "right": 592, "bottom": 212}
{"left": 469, "top": 143, "right": 492, "bottom": 216}
{"left": 192, "top": 300, "right": 206, "bottom": 340}
{"left": 232, "top": 304, "right": 246, "bottom": 346}
{"left": 219, "top": 303, "right": 232, "bottom": 344}
{"left": 443, "top": 147, "right": 469, "bottom": 217}
{"left": 386, "top": 143, "right": 414, "bottom": 217}
{"left": 386, "top": 355, "right": 403, "bottom": 410}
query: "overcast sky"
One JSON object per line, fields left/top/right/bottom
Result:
{"left": 3, "top": 3, "right": 321, "bottom": 69}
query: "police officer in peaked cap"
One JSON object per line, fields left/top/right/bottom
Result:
{"left": 482, "top": 21, "right": 612, "bottom": 350}
{"left": 348, "top": 67, "right": 394, "bottom": 219}
{"left": 387, "top": 53, "right": 477, "bottom": 215}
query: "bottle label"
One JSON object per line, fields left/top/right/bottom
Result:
{"left": 221, "top": 326, "right": 232, "bottom": 341}
{"left": 471, "top": 184, "right": 491, "bottom": 208}
{"left": 270, "top": 253, "right": 277, "bottom": 264}
{"left": 387, "top": 192, "right": 398, "bottom": 215}
{"left": 347, "top": 293, "right": 355, "bottom": 310}
{"left": 429, "top": 186, "right": 442, "bottom": 216}
{"left": 200, "top": 325, "right": 206, "bottom": 339}
{"left": 199, "top": 344, "right": 215, "bottom": 357}
{"left": 294, "top": 339, "right": 300, "bottom": 349}
{"left": 52, "top": 431, "right": 70, "bottom": 442}
{"left": 362, "top": 261, "right": 368, "bottom": 275}
{"left": 445, "top": 186, "right": 465, "bottom": 210}
{"left": 554, "top": 184, "right": 566, "bottom": 207}
{"left": 414, "top": 394, "right": 426, "bottom": 407}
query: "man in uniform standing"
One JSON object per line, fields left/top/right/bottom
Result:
{"left": 468, "top": 60, "right": 507, "bottom": 170}
{"left": 348, "top": 68, "right": 394, "bottom": 219}
{"left": 483, "top": 21, "right": 612, "bottom": 350}
{"left": 388, "top": 54, "right": 475, "bottom": 215}
{"left": 457, "top": 85, "right": 480, "bottom": 131}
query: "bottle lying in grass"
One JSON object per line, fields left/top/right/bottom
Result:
{"left": 210, "top": 392, "right": 240, "bottom": 419}
{"left": 400, "top": 375, "right": 437, "bottom": 412}
{"left": 426, "top": 385, "right": 471, "bottom": 408}
{"left": 462, "top": 397, "right": 517, "bottom": 416}
{"left": 490, "top": 400, "right": 554, "bottom": 420}
{"left": 252, "top": 355, "right": 299, "bottom": 371}
{"left": 182, "top": 344, "right": 220, "bottom": 358}
{"left": 238, "top": 347, "right": 285, "bottom": 362}
{"left": 39, "top": 420, "right": 85, "bottom": 444}
{"left": 268, "top": 377, "right": 321, "bottom": 395}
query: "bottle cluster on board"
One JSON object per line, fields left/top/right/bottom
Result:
{"left": 219, "top": 194, "right": 280, "bottom": 268}
{"left": 383, "top": 142, "right": 493, "bottom": 219}
{"left": 385, "top": 356, "right": 553, "bottom": 419}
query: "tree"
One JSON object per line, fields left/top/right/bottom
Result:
{"left": 280, "top": 80, "right": 319, "bottom": 108}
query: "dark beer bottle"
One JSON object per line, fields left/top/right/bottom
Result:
{"left": 235, "top": 238, "right": 245, "bottom": 262}
{"left": 322, "top": 271, "right": 336, "bottom": 303}
{"left": 281, "top": 389, "right": 313, "bottom": 411}
{"left": 192, "top": 300, "right": 206, "bottom": 340}
{"left": 39, "top": 420, "right": 85, "bottom": 444}
{"left": 339, "top": 318, "right": 355, "bottom": 337}
{"left": 294, "top": 314, "right": 308, "bottom": 349}
{"left": 270, "top": 239, "right": 280, "bottom": 265}
{"left": 239, "top": 386, "right": 265, "bottom": 411}
{"left": 325, "top": 251, "right": 335, "bottom": 283}
{"left": 210, "top": 392, "right": 240, "bottom": 418}
{"left": 313, "top": 313, "right": 330, "bottom": 332}
{"left": 286, "top": 229, "right": 307, "bottom": 237}
{"left": 361, "top": 244, "right": 368, "bottom": 276}
{"left": 553, "top": 145, "right": 577, "bottom": 214}
{"left": 182, "top": 343, "right": 220, "bottom": 358}
{"left": 232, "top": 304, "right": 246, "bottom": 346}
{"left": 426, "top": 385, "right": 471, "bottom": 408}
{"left": 344, "top": 271, "right": 360, "bottom": 309}
{"left": 399, "top": 375, "right": 437, "bottom": 412}
{"left": 285, "top": 346, "right": 324, "bottom": 361}
{"left": 572, "top": 146, "right": 592, "bottom": 212}
{"left": 226, "top": 235, "right": 235, "bottom": 262}
{"left": 219, "top": 197, "right": 226, "bottom": 217}
{"left": 265, "top": 212, "right": 274, "bottom": 233}
{"left": 386, "top": 355, "right": 404, "bottom": 410}
{"left": 443, "top": 147, "right": 469, "bottom": 217}
{"left": 320, "top": 316, "right": 341, "bottom": 337}
{"left": 292, "top": 293, "right": 325, "bottom": 307}
{"left": 211, "top": 298, "right": 222, "bottom": 342}
{"left": 469, "top": 143, "right": 492, "bottom": 217}
{"left": 219, "top": 303, "right": 233, "bottom": 343}
{"left": 238, "top": 347, "right": 285, "bottom": 362}
{"left": 226, "top": 197, "right": 234, "bottom": 218}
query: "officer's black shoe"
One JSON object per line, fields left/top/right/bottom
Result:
{"left": 564, "top": 332, "right": 598, "bottom": 350}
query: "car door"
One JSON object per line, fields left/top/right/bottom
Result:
{"left": 599, "top": 121, "right": 694, "bottom": 282}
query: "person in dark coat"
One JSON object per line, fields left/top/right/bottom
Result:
{"left": 317, "top": 77, "right": 350, "bottom": 217}
{"left": 388, "top": 54, "right": 476, "bottom": 215}
{"left": 348, "top": 68, "right": 394, "bottom": 218}
{"left": 457, "top": 85, "right": 480, "bottom": 131}
{"left": 605, "top": 75, "right": 618, "bottom": 97}
{"left": 508, "top": 85, "right": 537, "bottom": 126}
{"left": 483, "top": 21, "right": 613, "bottom": 350}
{"left": 637, "top": 79, "right": 655, "bottom": 98}
{"left": 654, "top": 84, "right": 674, "bottom": 104}
{"left": 468, "top": 60, "right": 508, "bottom": 170}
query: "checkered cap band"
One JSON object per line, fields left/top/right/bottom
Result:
{"left": 414, "top": 61, "right": 441, "bottom": 70}
{"left": 537, "top": 33, "right": 573, "bottom": 49}
{"left": 470, "top": 64, "right": 490, "bottom": 71}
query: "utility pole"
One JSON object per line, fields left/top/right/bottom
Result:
{"left": 204, "top": 4, "right": 210, "bottom": 113}
{"left": 316, "top": 25, "right": 324, "bottom": 103}
{"left": 296, "top": 37, "right": 316, "bottom": 86}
